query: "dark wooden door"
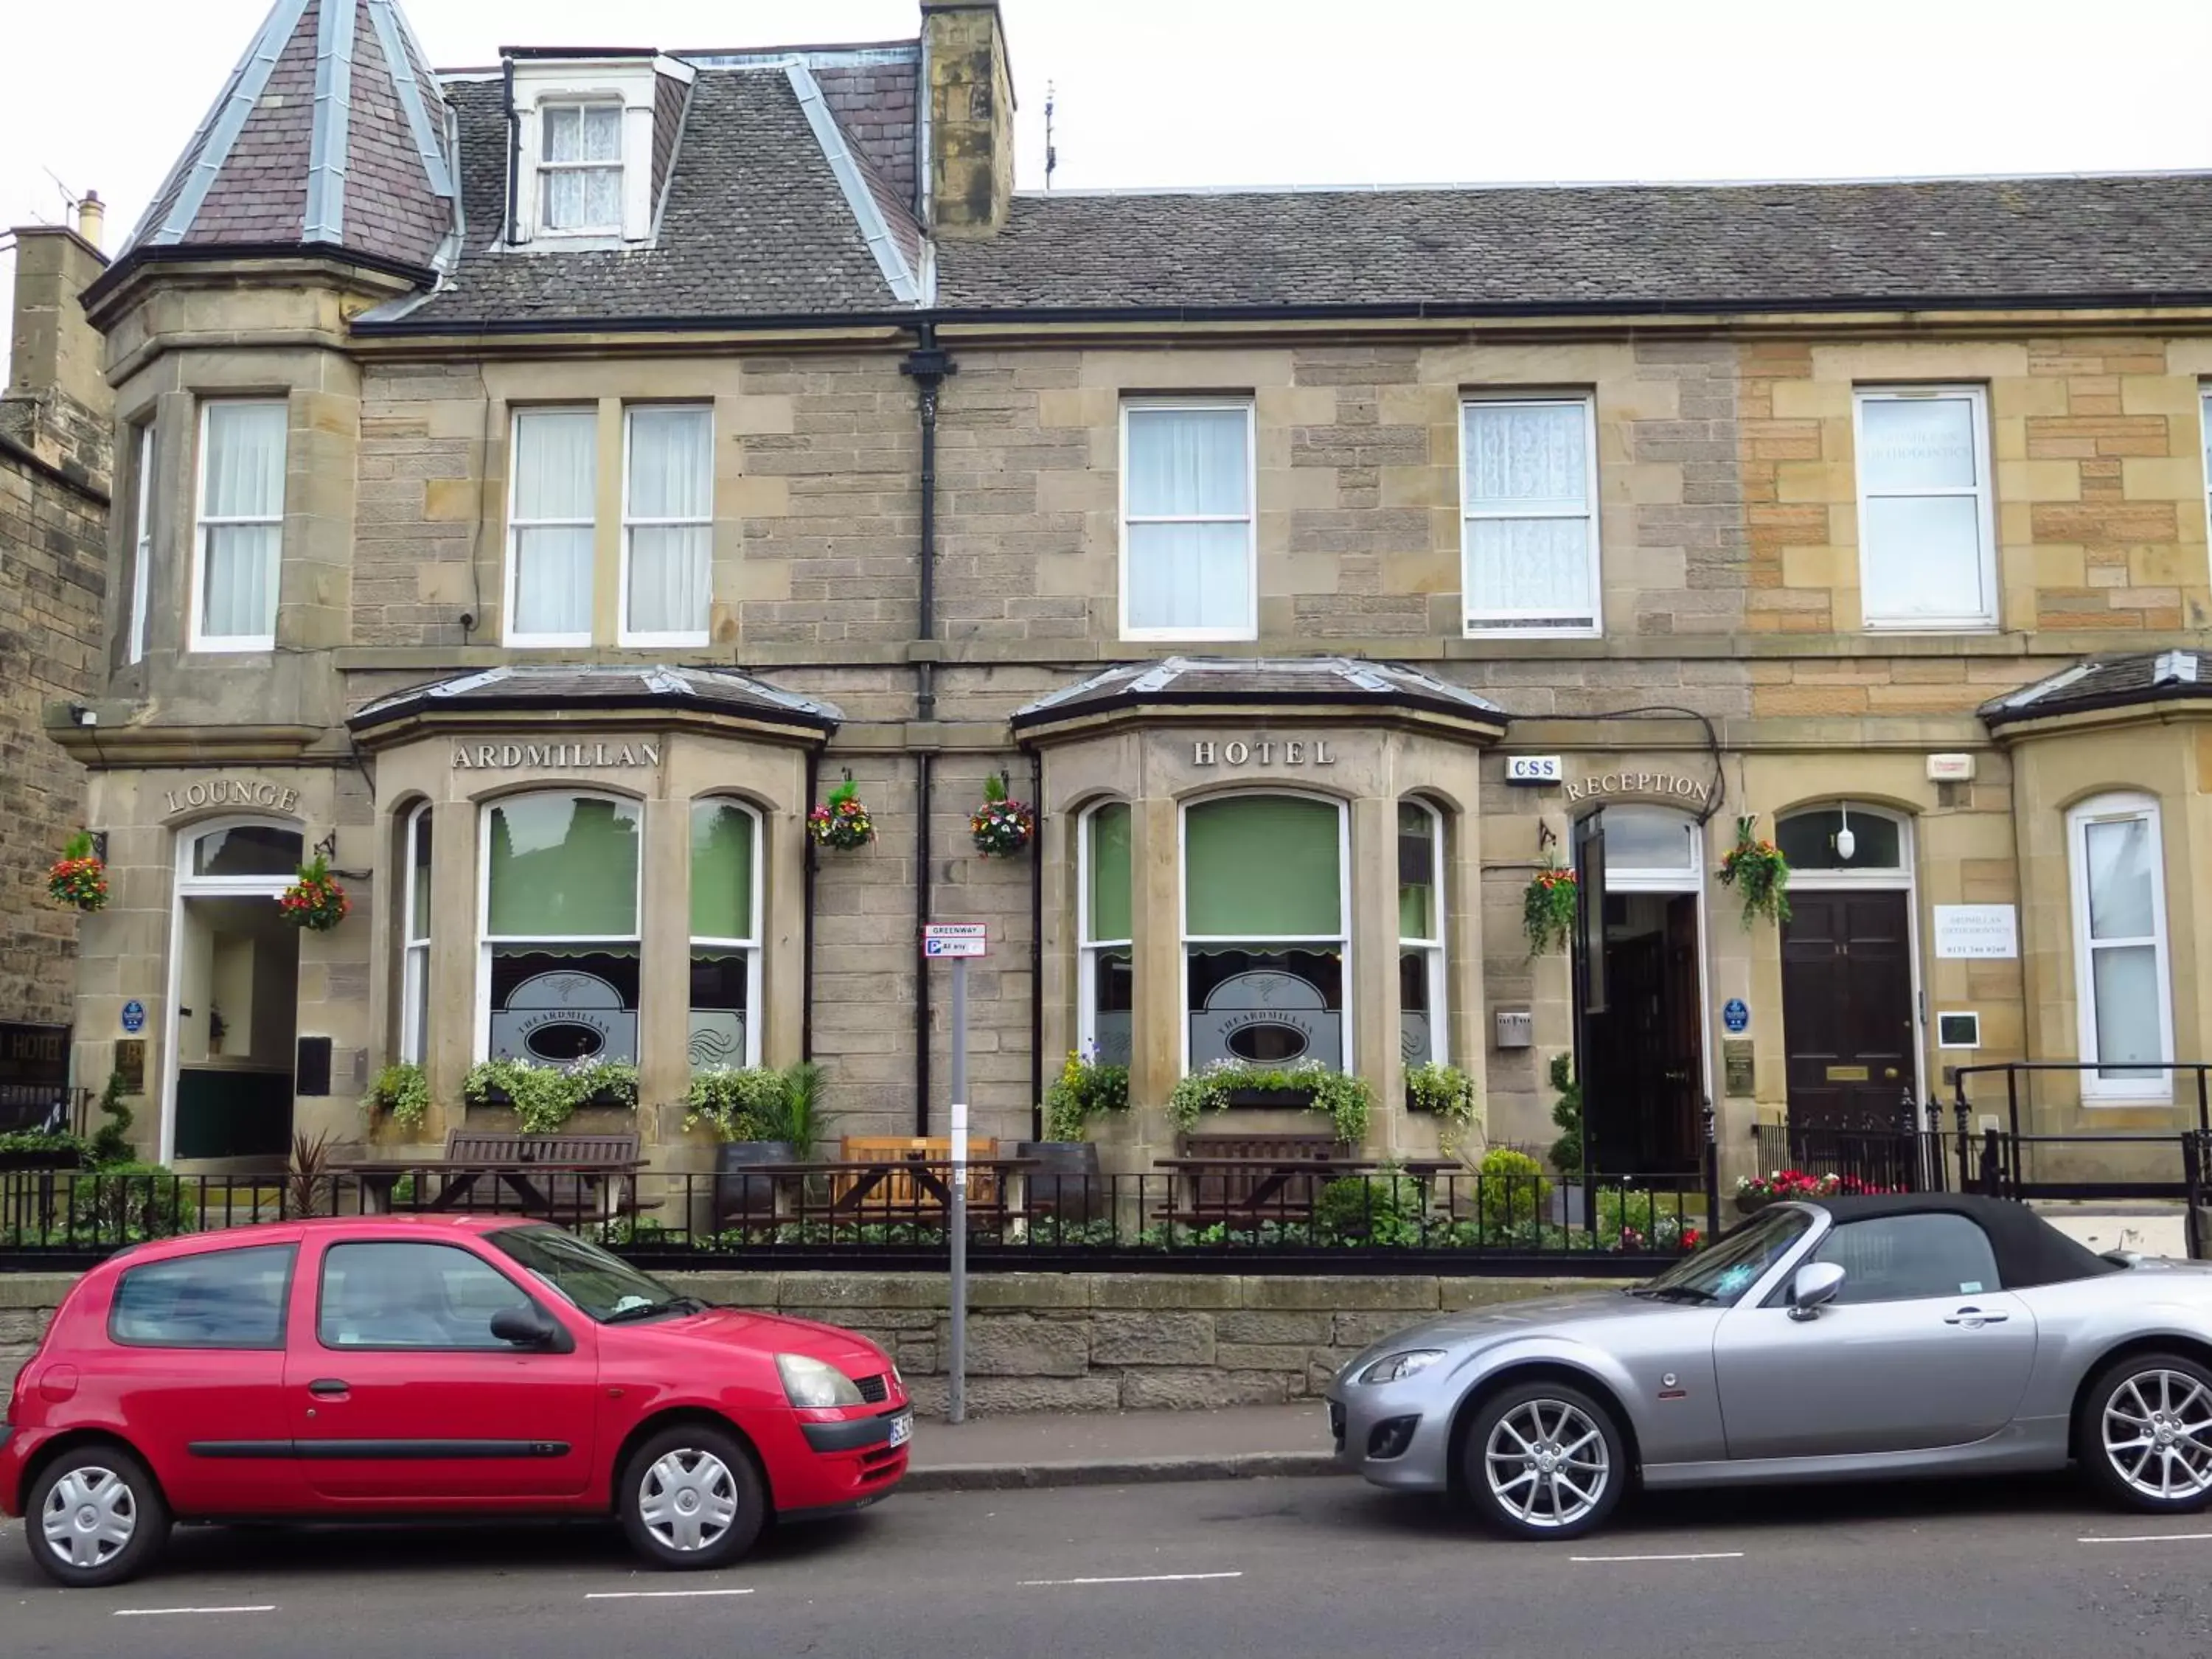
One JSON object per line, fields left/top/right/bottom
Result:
{"left": 1660, "top": 895, "right": 1703, "bottom": 1165}
{"left": 1781, "top": 891, "right": 1916, "bottom": 1130}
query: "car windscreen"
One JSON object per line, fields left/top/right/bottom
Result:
{"left": 1635, "top": 1206, "right": 1814, "bottom": 1306}
{"left": 488, "top": 1225, "right": 688, "bottom": 1323}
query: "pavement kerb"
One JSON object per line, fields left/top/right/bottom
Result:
{"left": 902, "top": 1450, "right": 1342, "bottom": 1492}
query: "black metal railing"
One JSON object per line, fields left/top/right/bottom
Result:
{"left": 0, "top": 1165, "right": 1716, "bottom": 1276}
{"left": 1952, "top": 1061, "right": 2211, "bottom": 1202}
{"left": 1751, "top": 1122, "right": 1950, "bottom": 1194}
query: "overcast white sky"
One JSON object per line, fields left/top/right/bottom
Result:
{"left": 4, "top": 0, "right": 2211, "bottom": 346}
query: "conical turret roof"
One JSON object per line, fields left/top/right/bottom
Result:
{"left": 125, "top": 0, "right": 456, "bottom": 274}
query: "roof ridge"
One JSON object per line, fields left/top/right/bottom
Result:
{"left": 1012, "top": 167, "right": 2212, "bottom": 201}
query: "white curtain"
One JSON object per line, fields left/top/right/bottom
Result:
{"left": 541, "top": 105, "right": 622, "bottom": 231}
{"left": 1463, "top": 403, "right": 1592, "bottom": 621}
{"left": 627, "top": 407, "right": 712, "bottom": 636}
{"left": 199, "top": 402, "right": 285, "bottom": 641}
{"left": 2084, "top": 815, "right": 2163, "bottom": 1077}
{"left": 2085, "top": 817, "right": 2155, "bottom": 940}
{"left": 1860, "top": 397, "right": 1984, "bottom": 622}
{"left": 1125, "top": 408, "right": 1249, "bottom": 632}
{"left": 512, "top": 409, "right": 596, "bottom": 637}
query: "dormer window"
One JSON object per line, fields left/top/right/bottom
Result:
{"left": 539, "top": 103, "right": 623, "bottom": 234}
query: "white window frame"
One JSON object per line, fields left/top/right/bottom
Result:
{"left": 400, "top": 804, "right": 432, "bottom": 1067}
{"left": 474, "top": 791, "right": 644, "bottom": 1062}
{"left": 536, "top": 100, "right": 625, "bottom": 237}
{"left": 1176, "top": 791, "right": 1354, "bottom": 1077}
{"left": 1459, "top": 392, "right": 1603, "bottom": 639}
{"left": 503, "top": 406, "right": 597, "bottom": 650}
{"left": 1119, "top": 398, "right": 1258, "bottom": 644}
{"left": 1078, "top": 800, "right": 1133, "bottom": 1062}
{"left": 189, "top": 398, "right": 285, "bottom": 653}
{"left": 2067, "top": 791, "right": 2176, "bottom": 1105}
{"left": 1397, "top": 799, "right": 1449, "bottom": 1068}
{"left": 2199, "top": 386, "right": 2212, "bottom": 557}
{"left": 128, "top": 422, "right": 154, "bottom": 664}
{"left": 688, "top": 796, "right": 763, "bottom": 1071}
{"left": 1852, "top": 384, "right": 1999, "bottom": 632}
{"left": 619, "top": 403, "right": 714, "bottom": 648}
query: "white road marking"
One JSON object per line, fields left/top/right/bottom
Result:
{"left": 113, "top": 1605, "right": 276, "bottom": 1617}
{"left": 1019, "top": 1571, "right": 1245, "bottom": 1587}
{"left": 1570, "top": 1551, "right": 1746, "bottom": 1564}
{"left": 2079, "top": 1531, "right": 2212, "bottom": 1545}
{"left": 584, "top": 1588, "right": 757, "bottom": 1601}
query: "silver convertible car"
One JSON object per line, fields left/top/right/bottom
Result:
{"left": 1328, "top": 1193, "right": 2212, "bottom": 1538}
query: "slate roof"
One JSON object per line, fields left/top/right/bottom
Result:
{"left": 1981, "top": 651, "right": 2212, "bottom": 727}
{"left": 1011, "top": 658, "right": 1506, "bottom": 730}
{"left": 932, "top": 173, "right": 2212, "bottom": 316}
{"left": 124, "top": 0, "right": 455, "bottom": 273}
{"left": 347, "top": 665, "right": 844, "bottom": 734}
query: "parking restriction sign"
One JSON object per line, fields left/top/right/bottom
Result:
{"left": 923, "top": 924, "right": 988, "bottom": 959}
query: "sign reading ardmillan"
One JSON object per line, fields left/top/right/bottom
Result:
{"left": 453, "top": 740, "right": 663, "bottom": 771}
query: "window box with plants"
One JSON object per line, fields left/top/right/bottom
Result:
{"left": 1170, "top": 1058, "right": 1372, "bottom": 1145}
{"left": 463, "top": 1056, "right": 639, "bottom": 1133}
{"left": 686, "top": 1061, "right": 824, "bottom": 1225}
{"left": 0, "top": 1130, "right": 91, "bottom": 1172}
{"left": 365, "top": 1062, "right": 431, "bottom": 1136}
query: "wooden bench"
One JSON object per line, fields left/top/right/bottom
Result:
{"left": 833, "top": 1135, "right": 1003, "bottom": 1217}
{"left": 341, "top": 1130, "right": 653, "bottom": 1222}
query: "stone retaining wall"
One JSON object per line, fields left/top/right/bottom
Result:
{"left": 0, "top": 1271, "right": 1602, "bottom": 1419}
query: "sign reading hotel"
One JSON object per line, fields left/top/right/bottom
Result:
{"left": 1192, "top": 739, "right": 1337, "bottom": 768}
{"left": 1564, "top": 771, "right": 1713, "bottom": 805}
{"left": 453, "top": 740, "right": 663, "bottom": 771}
{"left": 1933, "top": 904, "right": 2018, "bottom": 960}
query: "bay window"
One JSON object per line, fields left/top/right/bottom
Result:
{"left": 1854, "top": 386, "right": 1997, "bottom": 629}
{"left": 479, "top": 793, "right": 641, "bottom": 1064}
{"left": 2067, "top": 793, "right": 2174, "bottom": 1102}
{"left": 1461, "top": 394, "right": 1601, "bottom": 637}
{"left": 1121, "top": 401, "right": 1256, "bottom": 641}
{"left": 191, "top": 400, "right": 286, "bottom": 651}
{"left": 688, "top": 799, "right": 761, "bottom": 1070}
{"left": 400, "top": 805, "right": 432, "bottom": 1066}
{"left": 1183, "top": 795, "right": 1349, "bottom": 1071}
{"left": 1397, "top": 800, "right": 1446, "bottom": 1066}
{"left": 622, "top": 406, "right": 713, "bottom": 645}
{"left": 1080, "top": 801, "right": 1133, "bottom": 1065}
{"left": 507, "top": 407, "right": 597, "bottom": 646}
{"left": 128, "top": 422, "right": 154, "bottom": 664}
{"left": 539, "top": 103, "right": 623, "bottom": 234}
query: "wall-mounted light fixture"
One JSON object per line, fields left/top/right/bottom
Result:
{"left": 1834, "top": 801, "right": 1856, "bottom": 863}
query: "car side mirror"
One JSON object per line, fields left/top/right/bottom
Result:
{"left": 490, "top": 1304, "right": 556, "bottom": 1348}
{"left": 1787, "top": 1261, "right": 1846, "bottom": 1321}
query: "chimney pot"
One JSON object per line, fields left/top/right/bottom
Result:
{"left": 76, "top": 190, "right": 104, "bottom": 250}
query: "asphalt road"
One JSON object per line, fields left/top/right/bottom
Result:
{"left": 6, "top": 1472, "right": 2212, "bottom": 1658}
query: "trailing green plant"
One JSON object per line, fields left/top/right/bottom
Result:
{"left": 89, "top": 1068, "right": 134, "bottom": 1167}
{"left": 465, "top": 1056, "right": 639, "bottom": 1134}
{"left": 1405, "top": 1062, "right": 1475, "bottom": 1126}
{"left": 1476, "top": 1146, "right": 1553, "bottom": 1231}
{"left": 0, "top": 1129, "right": 90, "bottom": 1164}
{"left": 685, "top": 1064, "right": 804, "bottom": 1145}
{"left": 1042, "top": 1047, "right": 1130, "bottom": 1141}
{"left": 1717, "top": 813, "right": 1792, "bottom": 926}
{"left": 366, "top": 1062, "right": 431, "bottom": 1133}
{"left": 1546, "top": 1051, "right": 1584, "bottom": 1177}
{"left": 1167, "top": 1057, "right": 1371, "bottom": 1144}
{"left": 1522, "top": 863, "right": 1577, "bottom": 955}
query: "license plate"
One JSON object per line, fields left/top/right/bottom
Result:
{"left": 887, "top": 1411, "right": 913, "bottom": 1449}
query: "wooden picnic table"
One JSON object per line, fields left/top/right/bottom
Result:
{"left": 1152, "top": 1154, "right": 1384, "bottom": 1220}
{"left": 727, "top": 1157, "right": 1039, "bottom": 1219}
{"left": 340, "top": 1158, "right": 649, "bottom": 1219}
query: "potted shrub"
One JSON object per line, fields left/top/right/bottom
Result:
{"left": 1169, "top": 1058, "right": 1372, "bottom": 1145}
{"left": 1025, "top": 1048, "right": 1127, "bottom": 1224}
{"left": 686, "top": 1062, "right": 824, "bottom": 1222}
{"left": 464, "top": 1055, "right": 639, "bottom": 1133}
{"left": 366, "top": 1062, "right": 431, "bottom": 1134}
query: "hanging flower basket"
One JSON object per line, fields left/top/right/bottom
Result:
{"left": 808, "top": 777, "right": 875, "bottom": 851}
{"left": 279, "top": 855, "right": 351, "bottom": 931}
{"left": 1717, "top": 814, "right": 1792, "bottom": 927}
{"left": 1522, "top": 864, "right": 1577, "bottom": 956}
{"left": 47, "top": 832, "right": 108, "bottom": 914}
{"left": 970, "top": 773, "right": 1035, "bottom": 858}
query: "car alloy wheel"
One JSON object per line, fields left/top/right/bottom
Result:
{"left": 618, "top": 1423, "right": 765, "bottom": 1571}
{"left": 25, "top": 1445, "right": 170, "bottom": 1589}
{"left": 1463, "top": 1380, "right": 1625, "bottom": 1540}
{"left": 2100, "top": 1365, "right": 2212, "bottom": 1504}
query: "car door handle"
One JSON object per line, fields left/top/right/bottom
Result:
{"left": 1943, "top": 1309, "right": 2008, "bottom": 1326}
{"left": 307, "top": 1379, "right": 351, "bottom": 1397}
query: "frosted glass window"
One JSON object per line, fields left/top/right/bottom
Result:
{"left": 1398, "top": 801, "right": 1447, "bottom": 1068}
{"left": 192, "top": 401, "right": 286, "bottom": 649}
{"left": 401, "top": 806, "right": 432, "bottom": 1066}
{"left": 508, "top": 408, "right": 597, "bottom": 642}
{"left": 624, "top": 406, "right": 713, "bottom": 642}
{"left": 1122, "top": 405, "right": 1253, "bottom": 638}
{"left": 689, "top": 800, "right": 759, "bottom": 1071}
{"left": 1856, "top": 389, "right": 1994, "bottom": 628}
{"left": 1601, "top": 804, "right": 1698, "bottom": 872}
{"left": 2068, "top": 795, "right": 2172, "bottom": 1097}
{"left": 540, "top": 104, "right": 622, "bottom": 232}
{"left": 1081, "top": 802, "right": 1133, "bottom": 1066}
{"left": 128, "top": 425, "right": 154, "bottom": 664}
{"left": 1462, "top": 397, "right": 1599, "bottom": 635}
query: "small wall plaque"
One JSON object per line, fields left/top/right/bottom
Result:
{"left": 1936, "top": 1011, "right": 1981, "bottom": 1049}
{"left": 115, "top": 1040, "right": 145, "bottom": 1096}
{"left": 1722, "top": 1039, "right": 1754, "bottom": 1097}
{"left": 1493, "top": 1009, "right": 1533, "bottom": 1049}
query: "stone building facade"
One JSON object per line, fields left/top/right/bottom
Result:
{"left": 41, "top": 0, "right": 2212, "bottom": 1189}
{"left": 1, "top": 215, "right": 110, "bottom": 1088}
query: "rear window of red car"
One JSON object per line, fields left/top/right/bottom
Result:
{"left": 108, "top": 1244, "right": 296, "bottom": 1349}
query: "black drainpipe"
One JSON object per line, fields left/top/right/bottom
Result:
{"left": 901, "top": 325, "right": 956, "bottom": 1135}
{"left": 801, "top": 745, "right": 818, "bottom": 1063}
{"left": 501, "top": 59, "right": 521, "bottom": 245}
{"left": 1026, "top": 742, "right": 1045, "bottom": 1141}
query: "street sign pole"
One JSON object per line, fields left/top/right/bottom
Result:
{"left": 947, "top": 953, "right": 968, "bottom": 1426}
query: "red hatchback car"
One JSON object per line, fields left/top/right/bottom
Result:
{"left": 1, "top": 1216, "right": 912, "bottom": 1587}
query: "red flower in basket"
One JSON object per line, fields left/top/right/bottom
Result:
{"left": 279, "top": 855, "right": 351, "bottom": 932}
{"left": 809, "top": 778, "right": 875, "bottom": 851}
{"left": 47, "top": 832, "right": 108, "bottom": 914}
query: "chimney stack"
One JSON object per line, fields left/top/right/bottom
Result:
{"left": 75, "top": 190, "right": 104, "bottom": 251}
{"left": 7, "top": 219, "right": 110, "bottom": 411}
{"left": 922, "top": 1, "right": 1015, "bottom": 238}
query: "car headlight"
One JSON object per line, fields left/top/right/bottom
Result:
{"left": 776, "top": 1353, "right": 866, "bottom": 1408}
{"left": 1360, "top": 1349, "right": 1445, "bottom": 1385}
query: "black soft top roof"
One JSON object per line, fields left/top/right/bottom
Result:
{"left": 1806, "top": 1193, "right": 2122, "bottom": 1288}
